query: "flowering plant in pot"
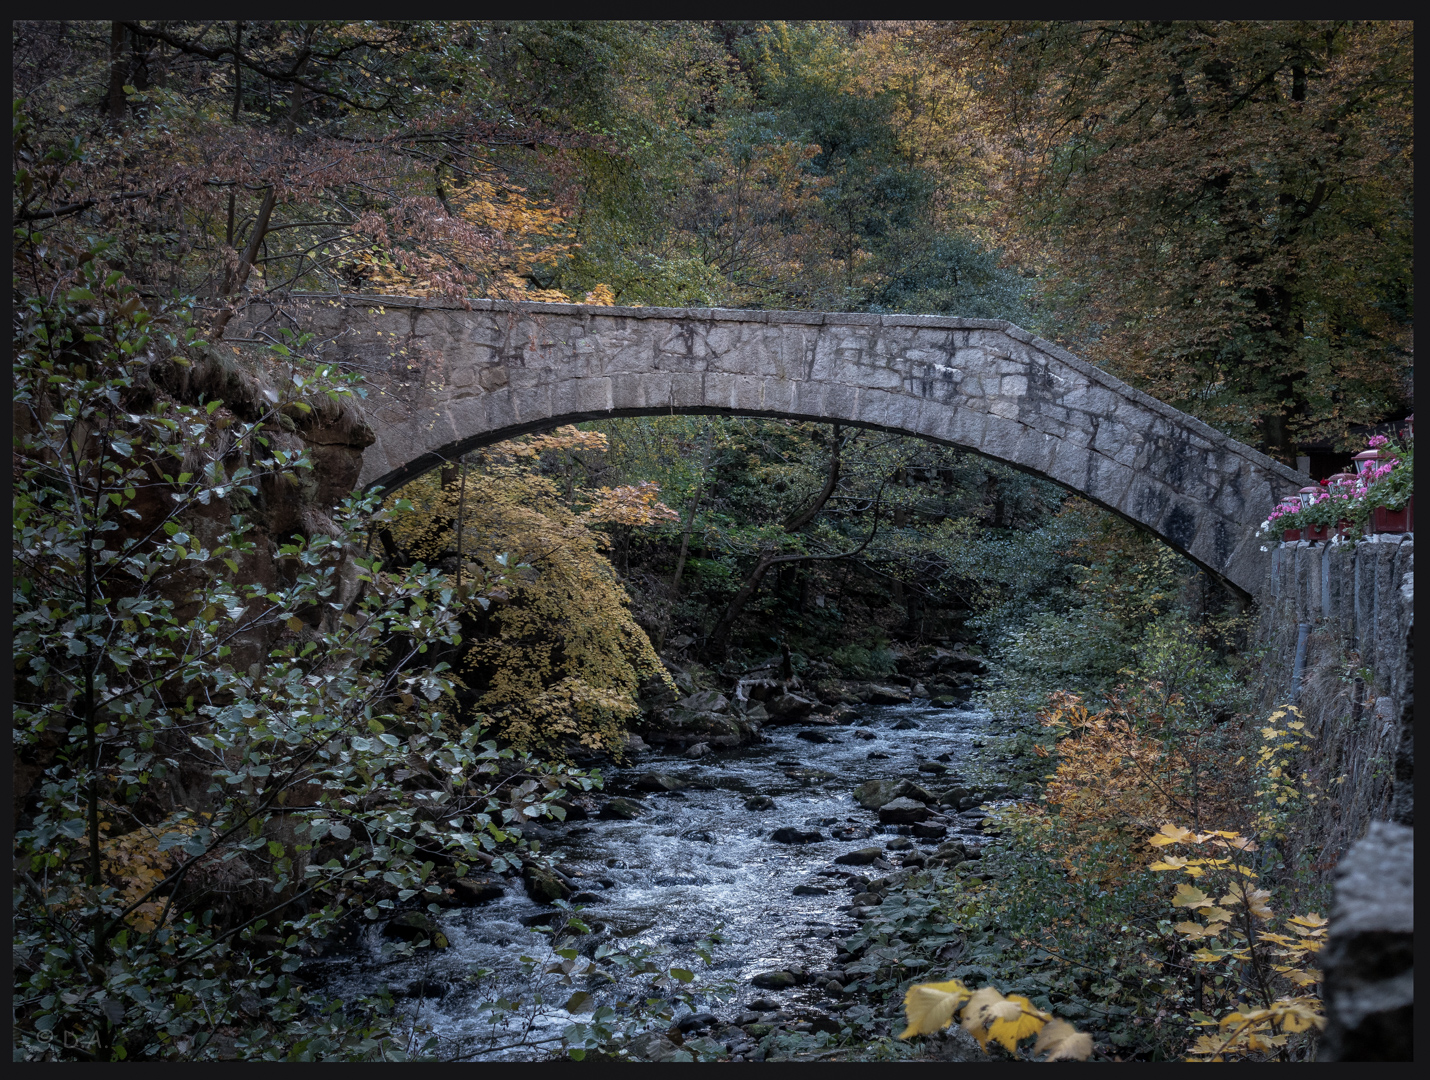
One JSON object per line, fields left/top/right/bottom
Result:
{"left": 1257, "top": 498, "right": 1305, "bottom": 544}
{"left": 1360, "top": 430, "right": 1413, "bottom": 532}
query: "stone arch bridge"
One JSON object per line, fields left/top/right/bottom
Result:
{"left": 230, "top": 294, "right": 1308, "bottom": 598}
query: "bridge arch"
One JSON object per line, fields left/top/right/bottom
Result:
{"left": 233, "top": 295, "right": 1308, "bottom": 598}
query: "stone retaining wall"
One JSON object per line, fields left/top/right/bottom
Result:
{"left": 1258, "top": 534, "right": 1414, "bottom": 1060}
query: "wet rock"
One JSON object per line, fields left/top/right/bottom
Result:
{"left": 911, "top": 822, "right": 948, "bottom": 840}
{"left": 885, "top": 836, "right": 914, "bottom": 851}
{"left": 676, "top": 1011, "right": 720, "bottom": 1033}
{"left": 622, "top": 732, "right": 650, "bottom": 755}
{"left": 809, "top": 1014, "right": 843, "bottom": 1034}
{"left": 783, "top": 766, "right": 835, "bottom": 781}
{"left": 570, "top": 891, "right": 604, "bottom": 904}
{"left": 679, "top": 690, "right": 729, "bottom": 714}
{"left": 629, "top": 1031, "right": 687, "bottom": 1062}
{"left": 766, "top": 691, "right": 816, "bottom": 720}
{"left": 797, "top": 729, "right": 839, "bottom": 744}
{"left": 686, "top": 830, "right": 715, "bottom": 843}
{"left": 878, "top": 797, "right": 930, "bottom": 825}
{"left": 831, "top": 825, "right": 874, "bottom": 841}
{"left": 599, "top": 797, "right": 646, "bottom": 820}
{"left": 632, "top": 772, "right": 685, "bottom": 792}
{"left": 852, "top": 779, "right": 902, "bottom": 810}
{"left": 957, "top": 793, "right": 985, "bottom": 811}
{"left": 891, "top": 717, "right": 920, "bottom": 730}
{"left": 685, "top": 742, "right": 712, "bottom": 759}
{"left": 834, "top": 847, "right": 883, "bottom": 866}
{"left": 864, "top": 685, "right": 912, "bottom": 706}
{"left": 448, "top": 875, "right": 506, "bottom": 905}
{"left": 523, "top": 863, "right": 573, "bottom": 904}
{"left": 898, "top": 780, "right": 938, "bottom": 804}
{"left": 900, "top": 854, "right": 927, "bottom": 868}
{"left": 918, "top": 761, "right": 949, "bottom": 775}
{"left": 866, "top": 750, "right": 889, "bottom": 759}
{"left": 832, "top": 705, "right": 860, "bottom": 724}
{"left": 752, "top": 970, "right": 798, "bottom": 989}
{"left": 744, "top": 795, "right": 776, "bottom": 811}
{"left": 792, "top": 884, "right": 829, "bottom": 896}
{"left": 745, "top": 704, "right": 771, "bottom": 723}
{"left": 771, "top": 827, "right": 824, "bottom": 845}
{"left": 743, "top": 1023, "right": 774, "bottom": 1038}
{"left": 854, "top": 729, "right": 877, "bottom": 740}
{"left": 749, "top": 997, "right": 780, "bottom": 1012}
{"left": 939, "top": 786, "right": 971, "bottom": 807}
{"left": 383, "top": 911, "right": 447, "bottom": 947}
{"left": 851, "top": 891, "right": 882, "bottom": 907}
{"left": 911, "top": 683, "right": 930, "bottom": 699}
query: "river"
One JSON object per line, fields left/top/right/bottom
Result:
{"left": 308, "top": 697, "right": 994, "bottom": 1060}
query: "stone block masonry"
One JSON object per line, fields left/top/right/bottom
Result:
{"left": 227, "top": 294, "right": 1310, "bottom": 597}
{"left": 1261, "top": 535, "right": 1413, "bottom": 1060}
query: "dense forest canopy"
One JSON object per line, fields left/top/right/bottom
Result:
{"left": 12, "top": 19, "right": 1411, "bottom": 1063}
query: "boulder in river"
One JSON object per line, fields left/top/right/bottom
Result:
{"left": 448, "top": 875, "right": 506, "bottom": 905}
{"left": 383, "top": 911, "right": 448, "bottom": 948}
{"left": 854, "top": 729, "right": 876, "bottom": 740}
{"left": 685, "top": 742, "right": 711, "bottom": 759}
{"left": 853, "top": 778, "right": 936, "bottom": 810}
{"left": 632, "top": 772, "right": 685, "bottom": 792}
{"left": 766, "top": 691, "right": 816, "bottom": 720}
{"left": 833, "top": 847, "right": 884, "bottom": 866}
{"left": 851, "top": 891, "right": 883, "bottom": 907}
{"left": 771, "top": 827, "right": 824, "bottom": 845}
{"left": 878, "top": 797, "right": 931, "bottom": 824}
{"left": 863, "top": 684, "right": 912, "bottom": 706}
{"left": 885, "top": 836, "right": 914, "bottom": 851}
{"left": 523, "top": 863, "right": 573, "bottom": 904}
{"left": 797, "top": 729, "right": 839, "bottom": 744}
{"left": 912, "top": 822, "right": 948, "bottom": 839}
{"left": 852, "top": 779, "right": 902, "bottom": 810}
{"left": 939, "top": 786, "right": 971, "bottom": 806}
{"left": 891, "top": 717, "right": 920, "bottom": 730}
{"left": 918, "top": 761, "right": 949, "bottom": 775}
{"left": 744, "top": 795, "right": 777, "bottom": 811}
{"left": 752, "top": 970, "right": 798, "bottom": 989}
{"left": 599, "top": 797, "right": 646, "bottom": 820}
{"left": 792, "top": 884, "right": 829, "bottom": 896}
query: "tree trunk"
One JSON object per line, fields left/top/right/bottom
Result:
{"left": 210, "top": 186, "right": 276, "bottom": 338}
{"left": 106, "top": 22, "right": 128, "bottom": 126}
{"left": 668, "top": 427, "right": 715, "bottom": 598}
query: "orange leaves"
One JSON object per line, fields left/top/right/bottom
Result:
{"left": 900, "top": 980, "right": 1092, "bottom": 1060}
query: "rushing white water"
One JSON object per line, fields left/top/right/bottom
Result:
{"left": 308, "top": 699, "right": 992, "bottom": 1059}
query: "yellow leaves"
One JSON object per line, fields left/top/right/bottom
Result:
{"left": 1149, "top": 823, "right": 1194, "bottom": 847}
{"left": 898, "top": 978, "right": 970, "bottom": 1037}
{"left": 580, "top": 482, "right": 680, "bottom": 528}
{"left": 901, "top": 982, "right": 1090, "bottom": 1059}
{"left": 1175, "top": 921, "right": 1220, "bottom": 939}
{"left": 1172, "top": 883, "right": 1212, "bottom": 908}
{"left": 1148, "top": 854, "right": 1189, "bottom": 871}
{"left": 582, "top": 284, "right": 616, "bottom": 306}
{"left": 1286, "top": 912, "right": 1327, "bottom": 930}
{"left": 1032, "top": 1020, "right": 1095, "bottom": 1062}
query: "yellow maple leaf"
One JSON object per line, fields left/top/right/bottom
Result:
{"left": 1286, "top": 912, "right": 1327, "bottom": 929}
{"left": 1148, "top": 855, "right": 1189, "bottom": 871}
{"left": 899, "top": 979, "right": 971, "bottom": 1038}
{"left": 1149, "top": 823, "right": 1194, "bottom": 847}
{"left": 1032, "top": 1018, "right": 1093, "bottom": 1061}
{"left": 1172, "top": 883, "right": 1212, "bottom": 908}
{"left": 1175, "top": 921, "right": 1217, "bottom": 938}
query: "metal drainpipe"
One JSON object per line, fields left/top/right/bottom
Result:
{"left": 1291, "top": 622, "right": 1312, "bottom": 704}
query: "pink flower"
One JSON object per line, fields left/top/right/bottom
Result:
{"left": 1368, "top": 434, "right": 1390, "bottom": 448}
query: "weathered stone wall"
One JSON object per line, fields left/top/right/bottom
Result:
{"left": 1256, "top": 534, "right": 1414, "bottom": 1060}
{"left": 227, "top": 294, "right": 1309, "bottom": 597}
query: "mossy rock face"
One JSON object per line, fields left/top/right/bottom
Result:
{"left": 523, "top": 863, "right": 573, "bottom": 904}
